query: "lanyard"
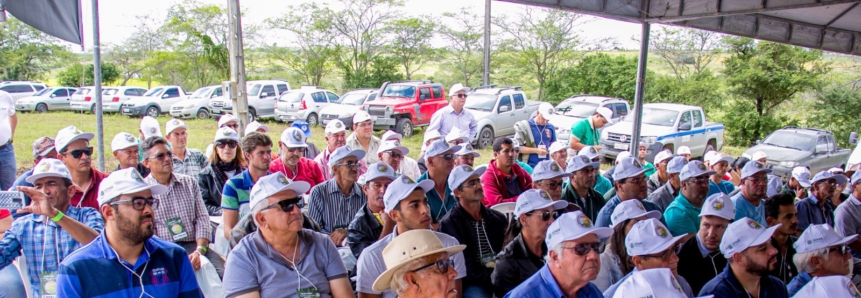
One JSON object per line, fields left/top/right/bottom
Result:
{"left": 474, "top": 219, "right": 495, "bottom": 256}
{"left": 40, "top": 221, "right": 60, "bottom": 273}
{"left": 109, "top": 245, "right": 153, "bottom": 298}
{"left": 276, "top": 239, "right": 318, "bottom": 294}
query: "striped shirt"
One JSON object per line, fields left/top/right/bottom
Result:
{"left": 171, "top": 148, "right": 207, "bottom": 180}
{"left": 221, "top": 170, "right": 261, "bottom": 219}
{"left": 308, "top": 179, "right": 367, "bottom": 234}
{"left": 145, "top": 173, "right": 211, "bottom": 242}
{"left": 0, "top": 206, "right": 104, "bottom": 297}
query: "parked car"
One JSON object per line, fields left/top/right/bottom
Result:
{"left": 210, "top": 80, "right": 291, "bottom": 121}
{"left": 549, "top": 95, "right": 630, "bottom": 142}
{"left": 171, "top": 85, "right": 222, "bottom": 119}
{"left": 71, "top": 86, "right": 148, "bottom": 113}
{"left": 0, "top": 81, "right": 47, "bottom": 100}
{"left": 319, "top": 89, "right": 377, "bottom": 127}
{"left": 363, "top": 81, "right": 447, "bottom": 137}
{"left": 744, "top": 126, "right": 853, "bottom": 178}
{"left": 14, "top": 87, "right": 78, "bottom": 113}
{"left": 464, "top": 86, "right": 541, "bottom": 149}
{"left": 600, "top": 103, "right": 725, "bottom": 162}
{"left": 121, "top": 85, "right": 189, "bottom": 117}
{"left": 275, "top": 86, "right": 339, "bottom": 126}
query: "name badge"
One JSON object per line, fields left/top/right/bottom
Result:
{"left": 297, "top": 287, "right": 321, "bottom": 298}
{"left": 481, "top": 254, "right": 496, "bottom": 268}
{"left": 41, "top": 271, "right": 57, "bottom": 298}
{"left": 166, "top": 217, "right": 189, "bottom": 241}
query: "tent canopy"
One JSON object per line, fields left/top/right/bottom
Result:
{"left": 498, "top": 0, "right": 861, "bottom": 55}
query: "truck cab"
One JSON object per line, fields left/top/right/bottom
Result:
{"left": 363, "top": 81, "right": 447, "bottom": 137}
{"left": 210, "top": 80, "right": 290, "bottom": 121}
{"left": 121, "top": 86, "right": 188, "bottom": 118}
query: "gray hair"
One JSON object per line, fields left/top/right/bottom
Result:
{"left": 793, "top": 247, "right": 830, "bottom": 273}
{"left": 250, "top": 200, "right": 270, "bottom": 227}
{"left": 390, "top": 257, "right": 426, "bottom": 296}
{"left": 545, "top": 242, "right": 564, "bottom": 263}
{"left": 140, "top": 136, "right": 170, "bottom": 160}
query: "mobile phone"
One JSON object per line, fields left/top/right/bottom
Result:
{"left": 0, "top": 191, "right": 24, "bottom": 210}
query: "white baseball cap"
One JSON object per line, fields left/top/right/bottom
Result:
{"left": 794, "top": 223, "right": 858, "bottom": 253}
{"left": 139, "top": 116, "right": 161, "bottom": 139}
{"left": 381, "top": 130, "right": 402, "bottom": 142}
{"left": 372, "top": 230, "right": 466, "bottom": 292}
{"left": 280, "top": 127, "right": 308, "bottom": 148}
{"left": 423, "top": 130, "right": 442, "bottom": 147}
{"left": 612, "top": 156, "right": 646, "bottom": 181}
{"left": 513, "top": 189, "right": 568, "bottom": 219}
{"left": 680, "top": 160, "right": 717, "bottom": 181}
{"left": 700, "top": 193, "right": 735, "bottom": 221}
{"left": 445, "top": 127, "right": 469, "bottom": 144}
{"left": 852, "top": 171, "right": 861, "bottom": 186}
{"left": 653, "top": 150, "right": 673, "bottom": 165}
{"left": 792, "top": 167, "right": 812, "bottom": 188}
{"left": 752, "top": 151, "right": 768, "bottom": 161}
{"left": 448, "top": 83, "right": 470, "bottom": 96}
{"left": 578, "top": 146, "right": 600, "bottom": 160}
{"left": 55, "top": 125, "right": 94, "bottom": 153}
{"left": 218, "top": 114, "right": 240, "bottom": 128}
{"left": 740, "top": 161, "right": 772, "bottom": 180}
{"left": 667, "top": 156, "right": 688, "bottom": 174}
{"left": 248, "top": 172, "right": 312, "bottom": 209}
{"left": 213, "top": 127, "right": 240, "bottom": 143}
{"left": 567, "top": 155, "right": 600, "bottom": 173}
{"left": 378, "top": 140, "right": 409, "bottom": 156}
{"left": 612, "top": 268, "right": 694, "bottom": 298}
{"left": 532, "top": 160, "right": 571, "bottom": 181}
{"left": 537, "top": 102, "right": 554, "bottom": 118}
{"left": 548, "top": 141, "right": 567, "bottom": 156}
{"left": 327, "top": 145, "right": 366, "bottom": 167}
{"left": 767, "top": 176, "right": 783, "bottom": 197}
{"left": 720, "top": 218, "right": 781, "bottom": 258}
{"left": 510, "top": 137, "right": 524, "bottom": 150}
{"left": 365, "top": 162, "right": 398, "bottom": 183}
{"left": 705, "top": 152, "right": 734, "bottom": 167}
{"left": 426, "top": 139, "right": 462, "bottom": 158}
{"left": 811, "top": 171, "right": 849, "bottom": 187}
{"left": 546, "top": 211, "right": 613, "bottom": 248}
{"left": 111, "top": 132, "right": 140, "bottom": 152}
{"left": 610, "top": 200, "right": 662, "bottom": 228}
{"left": 325, "top": 119, "right": 347, "bottom": 135}
{"left": 595, "top": 107, "right": 613, "bottom": 120}
{"left": 97, "top": 168, "right": 168, "bottom": 206}
{"left": 793, "top": 275, "right": 861, "bottom": 298}
{"left": 244, "top": 121, "right": 270, "bottom": 135}
{"left": 164, "top": 118, "right": 188, "bottom": 136}
{"left": 615, "top": 151, "right": 632, "bottom": 164}
{"left": 26, "top": 159, "right": 71, "bottom": 184}
{"left": 448, "top": 164, "right": 487, "bottom": 192}
{"left": 454, "top": 143, "right": 480, "bottom": 157}
{"left": 676, "top": 146, "right": 692, "bottom": 155}
{"left": 384, "top": 175, "right": 435, "bottom": 213}
{"left": 353, "top": 110, "right": 372, "bottom": 124}
{"left": 31, "top": 137, "right": 55, "bottom": 158}
{"left": 625, "top": 218, "right": 686, "bottom": 256}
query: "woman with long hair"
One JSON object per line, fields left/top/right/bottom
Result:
{"left": 594, "top": 199, "right": 662, "bottom": 291}
{"left": 199, "top": 127, "right": 247, "bottom": 216}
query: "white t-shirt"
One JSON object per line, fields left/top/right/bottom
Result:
{"left": 0, "top": 91, "right": 15, "bottom": 144}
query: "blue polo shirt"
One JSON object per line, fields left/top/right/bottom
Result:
{"left": 699, "top": 264, "right": 788, "bottom": 298}
{"left": 504, "top": 264, "right": 603, "bottom": 298}
{"left": 708, "top": 180, "right": 735, "bottom": 197}
{"left": 795, "top": 195, "right": 834, "bottom": 231}
{"left": 594, "top": 173, "right": 612, "bottom": 196}
{"left": 526, "top": 119, "right": 556, "bottom": 167}
{"left": 786, "top": 271, "right": 812, "bottom": 297}
{"left": 417, "top": 172, "right": 456, "bottom": 222}
{"left": 664, "top": 193, "right": 702, "bottom": 236}
{"left": 56, "top": 232, "right": 203, "bottom": 298}
{"left": 595, "top": 195, "right": 665, "bottom": 228}
{"left": 731, "top": 192, "right": 766, "bottom": 226}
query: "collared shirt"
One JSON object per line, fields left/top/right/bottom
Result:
{"left": 708, "top": 179, "right": 735, "bottom": 197}
{"left": 769, "top": 236, "right": 798, "bottom": 284}
{"left": 835, "top": 195, "right": 861, "bottom": 258}
{"left": 795, "top": 194, "right": 834, "bottom": 231}
{"left": 696, "top": 233, "right": 714, "bottom": 257}
{"left": 526, "top": 118, "right": 557, "bottom": 167}
{"left": 307, "top": 179, "right": 367, "bottom": 234}
{"left": 221, "top": 169, "right": 260, "bottom": 219}
{"left": 269, "top": 157, "right": 324, "bottom": 194}
{"left": 427, "top": 104, "right": 478, "bottom": 142}
{"left": 417, "top": 172, "right": 456, "bottom": 222}
{"left": 223, "top": 229, "right": 348, "bottom": 298}
{"left": 731, "top": 192, "right": 767, "bottom": 226}
{"left": 570, "top": 117, "right": 600, "bottom": 146}
{"left": 786, "top": 271, "right": 812, "bottom": 297}
{"left": 346, "top": 133, "right": 381, "bottom": 164}
{"left": 70, "top": 167, "right": 108, "bottom": 209}
{"left": 595, "top": 195, "right": 664, "bottom": 228}
{"left": 664, "top": 193, "right": 702, "bottom": 236}
{"left": 172, "top": 148, "right": 207, "bottom": 180}
{"left": 491, "top": 234, "right": 547, "bottom": 297}
{"left": 355, "top": 227, "right": 466, "bottom": 298}
{"left": 503, "top": 264, "right": 604, "bottom": 298}
{"left": 314, "top": 147, "right": 368, "bottom": 181}
{"left": 145, "top": 173, "right": 211, "bottom": 243}
{"left": 678, "top": 234, "right": 727, "bottom": 295}
{"left": 594, "top": 173, "right": 613, "bottom": 195}
{"left": 56, "top": 231, "right": 203, "bottom": 298}
{"left": 647, "top": 181, "right": 680, "bottom": 212}
{"left": 699, "top": 265, "right": 789, "bottom": 298}
{"left": 0, "top": 206, "right": 104, "bottom": 297}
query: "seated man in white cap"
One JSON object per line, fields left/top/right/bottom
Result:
{"left": 439, "top": 165, "right": 506, "bottom": 298}
{"left": 139, "top": 115, "right": 162, "bottom": 141}
{"left": 220, "top": 132, "right": 273, "bottom": 239}
{"left": 603, "top": 218, "right": 693, "bottom": 297}
{"left": 796, "top": 171, "right": 845, "bottom": 231}
{"left": 380, "top": 130, "right": 421, "bottom": 180}
{"left": 372, "top": 230, "right": 466, "bottom": 298}
{"left": 793, "top": 275, "right": 861, "bottom": 298}
{"left": 647, "top": 156, "right": 687, "bottom": 212}
{"left": 356, "top": 174, "right": 467, "bottom": 298}
{"left": 677, "top": 193, "right": 734, "bottom": 294}
{"left": 532, "top": 160, "right": 572, "bottom": 204}
{"left": 677, "top": 146, "right": 692, "bottom": 161}
{"left": 8, "top": 136, "right": 58, "bottom": 214}
{"left": 347, "top": 111, "right": 381, "bottom": 164}
{"left": 244, "top": 120, "right": 269, "bottom": 135}
{"left": 595, "top": 156, "right": 664, "bottom": 228}
{"left": 782, "top": 166, "right": 811, "bottom": 200}
{"left": 445, "top": 127, "right": 470, "bottom": 147}
{"left": 504, "top": 211, "right": 611, "bottom": 298}
{"left": 378, "top": 140, "right": 410, "bottom": 178}
{"left": 165, "top": 119, "right": 207, "bottom": 180}
{"left": 612, "top": 268, "right": 702, "bottom": 298}
{"left": 516, "top": 102, "right": 557, "bottom": 168}
{"left": 56, "top": 168, "right": 203, "bottom": 297}
{"left": 699, "top": 218, "right": 789, "bottom": 298}
{"left": 347, "top": 162, "right": 398, "bottom": 259}
{"left": 706, "top": 151, "right": 736, "bottom": 197}
{"left": 112, "top": 132, "right": 149, "bottom": 177}
{"left": 786, "top": 223, "right": 856, "bottom": 296}
{"left": 417, "top": 130, "right": 442, "bottom": 173}
{"left": 316, "top": 119, "right": 368, "bottom": 180}
{"left": 835, "top": 171, "right": 861, "bottom": 259}
{"left": 271, "top": 127, "right": 325, "bottom": 192}
{"left": 561, "top": 156, "right": 604, "bottom": 220}
{"left": 646, "top": 150, "right": 673, "bottom": 194}
{"left": 308, "top": 146, "right": 367, "bottom": 245}
{"left": 0, "top": 159, "right": 103, "bottom": 297}
{"left": 568, "top": 107, "right": 612, "bottom": 153}
{"left": 428, "top": 83, "right": 476, "bottom": 142}
{"left": 664, "top": 160, "right": 716, "bottom": 237}
{"left": 731, "top": 161, "right": 773, "bottom": 226}
{"left": 602, "top": 151, "right": 633, "bottom": 200}
{"left": 55, "top": 125, "right": 108, "bottom": 209}
{"left": 453, "top": 143, "right": 480, "bottom": 168}
{"left": 223, "top": 172, "right": 354, "bottom": 298}
{"left": 548, "top": 141, "right": 568, "bottom": 173}
{"left": 418, "top": 140, "right": 462, "bottom": 222}
{"left": 578, "top": 146, "right": 613, "bottom": 196}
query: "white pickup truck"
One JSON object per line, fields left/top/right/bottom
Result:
{"left": 600, "top": 103, "right": 725, "bottom": 161}
{"left": 121, "top": 85, "right": 189, "bottom": 118}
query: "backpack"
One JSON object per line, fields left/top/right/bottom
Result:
{"left": 513, "top": 120, "right": 534, "bottom": 163}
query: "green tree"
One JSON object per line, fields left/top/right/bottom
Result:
{"left": 265, "top": 3, "right": 337, "bottom": 86}
{"left": 649, "top": 27, "right": 722, "bottom": 81}
{"left": 57, "top": 63, "right": 121, "bottom": 87}
{"left": 543, "top": 53, "right": 641, "bottom": 104}
{"left": 385, "top": 17, "right": 436, "bottom": 80}
{"left": 810, "top": 86, "right": 861, "bottom": 148}
{"left": 0, "top": 17, "right": 72, "bottom": 81}
{"left": 439, "top": 7, "right": 484, "bottom": 86}
{"left": 646, "top": 70, "right": 724, "bottom": 109}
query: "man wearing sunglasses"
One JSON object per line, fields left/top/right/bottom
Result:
{"left": 418, "top": 140, "right": 462, "bottom": 223}
{"left": 55, "top": 125, "right": 108, "bottom": 209}
{"left": 439, "top": 164, "right": 506, "bottom": 298}
{"left": 356, "top": 174, "right": 467, "bottom": 298}
{"left": 347, "top": 162, "right": 398, "bottom": 259}
{"left": 372, "top": 230, "right": 466, "bottom": 298}
{"left": 417, "top": 130, "right": 442, "bottom": 174}
{"left": 602, "top": 218, "right": 693, "bottom": 298}
{"left": 561, "top": 156, "right": 604, "bottom": 220}
{"left": 796, "top": 171, "right": 844, "bottom": 232}
{"left": 428, "top": 83, "right": 477, "bottom": 144}
{"left": 140, "top": 136, "right": 221, "bottom": 277}
{"left": 732, "top": 161, "right": 773, "bottom": 226}
{"left": 347, "top": 111, "right": 382, "bottom": 164}
{"left": 112, "top": 132, "right": 149, "bottom": 178}
{"left": 165, "top": 118, "right": 207, "bottom": 181}
{"left": 377, "top": 140, "right": 410, "bottom": 178}
{"left": 482, "top": 138, "right": 533, "bottom": 207}
{"left": 504, "top": 211, "right": 611, "bottom": 298}
{"left": 0, "top": 158, "right": 103, "bottom": 297}
{"left": 664, "top": 160, "right": 716, "bottom": 238}
{"left": 270, "top": 127, "right": 324, "bottom": 192}
{"left": 786, "top": 224, "right": 856, "bottom": 296}
{"left": 316, "top": 120, "right": 368, "bottom": 180}
{"left": 647, "top": 156, "right": 687, "bottom": 212}
{"left": 57, "top": 168, "right": 203, "bottom": 298}
{"left": 380, "top": 130, "right": 421, "bottom": 180}
{"left": 309, "top": 145, "right": 367, "bottom": 247}
{"left": 596, "top": 156, "right": 664, "bottom": 229}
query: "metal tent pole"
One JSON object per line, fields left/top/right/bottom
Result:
{"left": 91, "top": 0, "right": 104, "bottom": 172}
{"left": 629, "top": 22, "right": 650, "bottom": 156}
{"left": 482, "top": 0, "right": 491, "bottom": 85}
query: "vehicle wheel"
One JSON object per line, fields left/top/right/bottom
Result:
{"left": 35, "top": 103, "right": 47, "bottom": 114}
{"left": 476, "top": 126, "right": 494, "bottom": 149}
{"left": 90, "top": 104, "right": 97, "bottom": 114}
{"left": 705, "top": 139, "right": 716, "bottom": 154}
{"left": 395, "top": 118, "right": 414, "bottom": 138}
{"left": 306, "top": 113, "right": 319, "bottom": 127}
{"left": 146, "top": 106, "right": 160, "bottom": 118}
{"left": 248, "top": 108, "right": 257, "bottom": 122}
{"left": 196, "top": 109, "right": 210, "bottom": 119}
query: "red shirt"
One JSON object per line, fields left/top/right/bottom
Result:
{"left": 0, "top": 209, "right": 9, "bottom": 219}
{"left": 269, "top": 158, "right": 325, "bottom": 194}
{"left": 70, "top": 168, "right": 108, "bottom": 209}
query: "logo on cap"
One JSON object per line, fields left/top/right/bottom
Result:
{"left": 699, "top": 163, "right": 707, "bottom": 170}
{"left": 590, "top": 147, "right": 596, "bottom": 153}
{"left": 402, "top": 176, "right": 415, "bottom": 184}
{"left": 656, "top": 226, "right": 669, "bottom": 238}
{"left": 550, "top": 163, "right": 560, "bottom": 172}
{"left": 125, "top": 134, "right": 135, "bottom": 143}
{"left": 541, "top": 192, "right": 550, "bottom": 200}
{"left": 278, "top": 175, "right": 290, "bottom": 185}
{"left": 39, "top": 162, "right": 51, "bottom": 173}
{"left": 713, "top": 200, "right": 724, "bottom": 210}
{"left": 133, "top": 172, "right": 144, "bottom": 182}
{"left": 581, "top": 156, "right": 589, "bottom": 163}
{"left": 378, "top": 164, "right": 388, "bottom": 172}
{"left": 465, "top": 165, "right": 473, "bottom": 172}
{"left": 223, "top": 129, "right": 231, "bottom": 136}
{"left": 150, "top": 127, "right": 156, "bottom": 134}
{"left": 173, "top": 120, "right": 180, "bottom": 125}
{"left": 578, "top": 214, "right": 592, "bottom": 228}
{"left": 74, "top": 128, "right": 82, "bottom": 135}
{"left": 293, "top": 130, "right": 302, "bottom": 141}
{"left": 748, "top": 219, "right": 762, "bottom": 229}
{"left": 302, "top": 125, "right": 307, "bottom": 131}
{"left": 633, "top": 159, "right": 641, "bottom": 167}
{"left": 335, "top": 122, "right": 343, "bottom": 129}
{"left": 635, "top": 201, "right": 645, "bottom": 210}
{"left": 756, "top": 162, "right": 764, "bottom": 169}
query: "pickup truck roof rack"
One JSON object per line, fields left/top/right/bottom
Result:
{"left": 396, "top": 80, "right": 435, "bottom": 84}
{"left": 472, "top": 84, "right": 498, "bottom": 90}
{"left": 496, "top": 86, "right": 522, "bottom": 95}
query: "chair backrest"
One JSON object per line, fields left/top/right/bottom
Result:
{"left": 490, "top": 202, "right": 517, "bottom": 216}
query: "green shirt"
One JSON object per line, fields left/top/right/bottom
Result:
{"left": 570, "top": 118, "right": 600, "bottom": 146}
{"left": 642, "top": 161, "right": 656, "bottom": 178}
{"left": 663, "top": 193, "right": 702, "bottom": 236}
{"left": 594, "top": 173, "right": 613, "bottom": 195}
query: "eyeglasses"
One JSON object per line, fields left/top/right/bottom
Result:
{"left": 262, "top": 197, "right": 305, "bottom": 213}
{"left": 411, "top": 258, "right": 453, "bottom": 274}
{"left": 562, "top": 242, "right": 602, "bottom": 256}
{"left": 440, "top": 154, "right": 454, "bottom": 161}
{"left": 454, "top": 94, "right": 468, "bottom": 99}
{"left": 286, "top": 147, "right": 303, "bottom": 153}
{"left": 526, "top": 210, "right": 561, "bottom": 221}
{"left": 538, "top": 180, "right": 563, "bottom": 190}
{"left": 148, "top": 152, "right": 174, "bottom": 161}
{"left": 828, "top": 245, "right": 849, "bottom": 256}
{"left": 624, "top": 177, "right": 646, "bottom": 184}
{"left": 462, "top": 178, "right": 481, "bottom": 188}
{"left": 687, "top": 176, "right": 710, "bottom": 184}
{"left": 223, "top": 124, "right": 239, "bottom": 130}
{"left": 337, "top": 162, "right": 360, "bottom": 168}
{"left": 356, "top": 122, "right": 372, "bottom": 128}
{"left": 111, "top": 196, "right": 158, "bottom": 210}
{"left": 385, "top": 151, "right": 403, "bottom": 159}
{"left": 63, "top": 147, "right": 94, "bottom": 159}
{"left": 642, "top": 244, "right": 682, "bottom": 261}
{"left": 216, "top": 141, "right": 238, "bottom": 149}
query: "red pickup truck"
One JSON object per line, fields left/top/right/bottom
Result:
{"left": 363, "top": 81, "right": 448, "bottom": 137}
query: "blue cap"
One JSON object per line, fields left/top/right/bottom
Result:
{"left": 290, "top": 120, "right": 312, "bottom": 137}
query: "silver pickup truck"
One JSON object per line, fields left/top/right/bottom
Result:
{"left": 463, "top": 86, "right": 541, "bottom": 149}
{"left": 744, "top": 126, "right": 853, "bottom": 178}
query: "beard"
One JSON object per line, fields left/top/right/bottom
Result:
{"left": 744, "top": 254, "right": 775, "bottom": 275}
{"left": 116, "top": 211, "right": 153, "bottom": 245}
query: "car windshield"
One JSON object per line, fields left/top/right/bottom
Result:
{"left": 279, "top": 92, "right": 304, "bottom": 102}
{"left": 337, "top": 93, "right": 367, "bottom": 106}
{"left": 463, "top": 94, "right": 499, "bottom": 112}
{"left": 247, "top": 84, "right": 261, "bottom": 96}
{"left": 34, "top": 88, "right": 54, "bottom": 96}
{"left": 73, "top": 88, "right": 91, "bottom": 95}
{"left": 762, "top": 131, "right": 815, "bottom": 151}
{"left": 623, "top": 108, "right": 679, "bottom": 127}
{"left": 554, "top": 101, "right": 598, "bottom": 118}
{"left": 190, "top": 87, "right": 212, "bottom": 99}
{"left": 381, "top": 85, "right": 415, "bottom": 98}
{"left": 103, "top": 88, "right": 118, "bottom": 96}
{"left": 144, "top": 88, "right": 164, "bottom": 97}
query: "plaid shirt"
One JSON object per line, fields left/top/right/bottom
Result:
{"left": 172, "top": 148, "right": 207, "bottom": 180}
{"left": 146, "top": 173, "right": 212, "bottom": 243}
{"left": 0, "top": 206, "right": 104, "bottom": 297}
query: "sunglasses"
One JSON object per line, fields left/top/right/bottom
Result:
{"left": 385, "top": 151, "right": 403, "bottom": 159}
{"left": 829, "top": 245, "right": 849, "bottom": 256}
{"left": 216, "top": 141, "right": 238, "bottom": 149}
{"left": 223, "top": 124, "right": 239, "bottom": 130}
{"left": 64, "top": 147, "right": 94, "bottom": 159}
{"left": 526, "top": 210, "right": 561, "bottom": 221}
{"left": 562, "top": 242, "right": 602, "bottom": 256}
{"left": 111, "top": 196, "right": 158, "bottom": 210}
{"left": 411, "top": 258, "right": 454, "bottom": 274}
{"left": 262, "top": 197, "right": 305, "bottom": 213}
{"left": 687, "top": 176, "right": 710, "bottom": 184}
{"left": 441, "top": 154, "right": 454, "bottom": 161}
{"left": 538, "top": 180, "right": 563, "bottom": 190}
{"left": 337, "top": 162, "right": 360, "bottom": 169}
{"left": 148, "top": 152, "right": 174, "bottom": 161}
{"left": 286, "top": 147, "right": 303, "bottom": 153}
{"left": 454, "top": 94, "right": 468, "bottom": 99}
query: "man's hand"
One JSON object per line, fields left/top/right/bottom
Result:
{"left": 797, "top": 186, "right": 808, "bottom": 200}
{"left": 381, "top": 212, "right": 395, "bottom": 229}
{"left": 17, "top": 186, "right": 58, "bottom": 218}
{"left": 189, "top": 251, "right": 201, "bottom": 271}
{"left": 536, "top": 148, "right": 548, "bottom": 156}
{"left": 592, "top": 145, "right": 602, "bottom": 152}
{"left": 329, "top": 229, "right": 348, "bottom": 247}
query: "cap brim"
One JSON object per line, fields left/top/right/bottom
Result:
{"left": 610, "top": 210, "right": 662, "bottom": 228}
{"left": 570, "top": 226, "right": 613, "bottom": 241}
{"left": 61, "top": 133, "right": 95, "bottom": 151}
{"left": 36, "top": 146, "right": 55, "bottom": 157}
{"left": 372, "top": 244, "right": 467, "bottom": 292}
{"left": 456, "top": 151, "right": 480, "bottom": 157}
{"left": 366, "top": 173, "right": 398, "bottom": 183}
{"left": 831, "top": 234, "right": 859, "bottom": 247}
{"left": 649, "top": 234, "right": 687, "bottom": 255}
{"left": 286, "top": 143, "right": 309, "bottom": 148}
{"left": 167, "top": 125, "right": 188, "bottom": 135}
{"left": 25, "top": 172, "right": 67, "bottom": 184}
{"left": 569, "top": 162, "right": 601, "bottom": 173}
{"left": 533, "top": 200, "right": 570, "bottom": 212}
{"left": 751, "top": 224, "right": 781, "bottom": 248}
{"left": 103, "top": 184, "right": 169, "bottom": 206}
{"left": 431, "top": 145, "right": 462, "bottom": 158}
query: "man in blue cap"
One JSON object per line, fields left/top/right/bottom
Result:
{"left": 290, "top": 120, "right": 321, "bottom": 158}
{"left": 732, "top": 161, "right": 772, "bottom": 226}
